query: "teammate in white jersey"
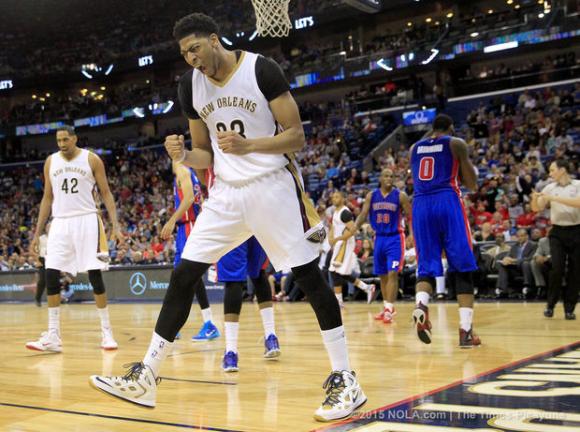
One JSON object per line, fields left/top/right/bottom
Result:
{"left": 91, "top": 13, "right": 365, "bottom": 421}
{"left": 26, "top": 126, "right": 123, "bottom": 353}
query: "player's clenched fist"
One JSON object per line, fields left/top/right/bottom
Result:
{"left": 217, "top": 131, "right": 253, "bottom": 155}
{"left": 165, "top": 134, "right": 186, "bottom": 161}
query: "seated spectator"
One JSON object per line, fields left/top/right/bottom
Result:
{"left": 516, "top": 204, "right": 537, "bottom": 229}
{"left": 531, "top": 228, "right": 551, "bottom": 300}
{"left": 495, "top": 229, "right": 537, "bottom": 299}
{"left": 474, "top": 222, "right": 495, "bottom": 242}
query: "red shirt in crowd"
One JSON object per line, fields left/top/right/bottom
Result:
{"left": 516, "top": 211, "right": 537, "bottom": 228}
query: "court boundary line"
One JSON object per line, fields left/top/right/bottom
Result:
{"left": 0, "top": 401, "right": 244, "bottom": 431}
{"left": 312, "top": 339, "right": 580, "bottom": 431}
{"left": 160, "top": 376, "right": 237, "bottom": 386}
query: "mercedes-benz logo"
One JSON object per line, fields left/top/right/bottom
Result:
{"left": 129, "top": 272, "right": 147, "bottom": 295}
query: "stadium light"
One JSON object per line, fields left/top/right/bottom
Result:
{"left": 470, "top": 32, "right": 479, "bottom": 37}
{"left": 133, "top": 108, "right": 145, "bottom": 118}
{"left": 248, "top": 30, "right": 259, "bottom": 41}
{"left": 377, "top": 58, "right": 393, "bottom": 71}
{"left": 162, "top": 100, "right": 174, "bottom": 114}
{"left": 484, "top": 41, "right": 519, "bottom": 53}
{"left": 421, "top": 48, "right": 439, "bottom": 65}
{"left": 104, "top": 65, "right": 114, "bottom": 75}
{"left": 221, "top": 37, "right": 233, "bottom": 46}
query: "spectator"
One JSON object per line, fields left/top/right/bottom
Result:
{"left": 495, "top": 229, "right": 537, "bottom": 299}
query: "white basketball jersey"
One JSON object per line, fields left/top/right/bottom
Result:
{"left": 49, "top": 149, "right": 98, "bottom": 218}
{"left": 189, "top": 51, "right": 288, "bottom": 183}
{"left": 332, "top": 206, "right": 355, "bottom": 249}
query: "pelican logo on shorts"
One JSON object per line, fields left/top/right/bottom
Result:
{"left": 129, "top": 272, "right": 147, "bottom": 296}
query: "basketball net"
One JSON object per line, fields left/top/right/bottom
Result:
{"left": 251, "top": 0, "right": 292, "bottom": 37}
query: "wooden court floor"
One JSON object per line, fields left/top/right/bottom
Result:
{"left": 1, "top": 301, "right": 578, "bottom": 432}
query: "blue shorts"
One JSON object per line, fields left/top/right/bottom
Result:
{"left": 412, "top": 191, "right": 477, "bottom": 277}
{"left": 174, "top": 222, "right": 194, "bottom": 267}
{"left": 374, "top": 233, "right": 405, "bottom": 275}
{"left": 216, "top": 236, "right": 267, "bottom": 282}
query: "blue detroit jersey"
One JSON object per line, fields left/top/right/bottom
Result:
{"left": 173, "top": 167, "right": 202, "bottom": 224}
{"left": 369, "top": 188, "right": 403, "bottom": 236}
{"left": 411, "top": 135, "right": 460, "bottom": 197}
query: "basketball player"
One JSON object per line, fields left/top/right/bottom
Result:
{"left": 26, "top": 126, "right": 123, "bottom": 352}
{"left": 90, "top": 13, "right": 365, "bottom": 421}
{"left": 219, "top": 236, "right": 280, "bottom": 372}
{"left": 160, "top": 161, "right": 220, "bottom": 341}
{"left": 354, "top": 168, "right": 411, "bottom": 323}
{"left": 328, "top": 191, "right": 375, "bottom": 307}
{"left": 410, "top": 114, "right": 481, "bottom": 348}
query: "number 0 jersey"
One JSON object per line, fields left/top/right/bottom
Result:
{"left": 178, "top": 51, "right": 291, "bottom": 184}
{"left": 49, "top": 149, "right": 98, "bottom": 218}
{"left": 410, "top": 135, "right": 460, "bottom": 197}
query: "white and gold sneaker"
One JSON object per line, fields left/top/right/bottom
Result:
{"left": 26, "top": 331, "right": 62, "bottom": 353}
{"left": 314, "top": 370, "right": 367, "bottom": 422}
{"left": 101, "top": 328, "right": 118, "bottom": 350}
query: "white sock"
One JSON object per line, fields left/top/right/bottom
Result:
{"left": 225, "top": 321, "right": 239, "bottom": 353}
{"left": 335, "top": 293, "right": 343, "bottom": 304}
{"left": 97, "top": 306, "right": 111, "bottom": 330}
{"left": 416, "top": 291, "right": 430, "bottom": 307}
{"left": 48, "top": 307, "right": 60, "bottom": 336}
{"left": 143, "top": 332, "right": 173, "bottom": 378}
{"left": 436, "top": 277, "right": 445, "bottom": 295}
{"left": 260, "top": 307, "right": 276, "bottom": 338}
{"left": 383, "top": 302, "right": 394, "bottom": 312}
{"left": 354, "top": 279, "right": 369, "bottom": 291}
{"left": 201, "top": 307, "right": 213, "bottom": 323}
{"left": 321, "top": 326, "right": 350, "bottom": 371}
{"left": 459, "top": 307, "right": 473, "bottom": 331}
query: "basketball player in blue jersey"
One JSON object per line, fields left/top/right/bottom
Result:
{"left": 410, "top": 114, "right": 481, "bottom": 348}
{"left": 160, "top": 161, "right": 220, "bottom": 341}
{"left": 91, "top": 13, "right": 365, "bottom": 421}
{"left": 218, "top": 236, "right": 281, "bottom": 372}
{"left": 355, "top": 168, "right": 411, "bottom": 324}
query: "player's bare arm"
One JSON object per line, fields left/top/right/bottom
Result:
{"left": 217, "top": 91, "right": 305, "bottom": 155}
{"left": 400, "top": 191, "right": 413, "bottom": 239}
{"left": 31, "top": 156, "right": 54, "bottom": 255}
{"left": 161, "top": 163, "right": 196, "bottom": 240}
{"left": 450, "top": 137, "right": 477, "bottom": 191}
{"left": 89, "top": 153, "right": 124, "bottom": 244}
{"left": 165, "top": 119, "right": 214, "bottom": 169}
{"left": 354, "top": 191, "right": 373, "bottom": 231}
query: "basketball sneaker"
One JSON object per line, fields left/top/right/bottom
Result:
{"left": 412, "top": 302, "right": 432, "bottom": 344}
{"left": 26, "top": 331, "right": 62, "bottom": 353}
{"left": 365, "top": 284, "right": 376, "bottom": 304}
{"left": 313, "top": 370, "right": 367, "bottom": 422}
{"left": 263, "top": 334, "right": 281, "bottom": 359}
{"left": 90, "top": 362, "right": 159, "bottom": 407}
{"left": 191, "top": 321, "right": 220, "bottom": 342}
{"left": 101, "top": 328, "right": 118, "bottom": 350}
{"left": 383, "top": 307, "right": 396, "bottom": 324}
{"left": 374, "top": 308, "right": 386, "bottom": 320}
{"left": 222, "top": 351, "right": 239, "bottom": 372}
{"left": 459, "top": 328, "right": 481, "bottom": 348}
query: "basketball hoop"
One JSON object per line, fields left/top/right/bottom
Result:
{"left": 251, "top": 0, "right": 292, "bottom": 38}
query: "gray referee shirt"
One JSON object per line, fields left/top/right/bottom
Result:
{"left": 542, "top": 180, "right": 580, "bottom": 226}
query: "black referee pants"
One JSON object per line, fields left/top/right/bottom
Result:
{"left": 548, "top": 225, "right": 580, "bottom": 313}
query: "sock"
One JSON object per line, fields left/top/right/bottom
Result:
{"left": 459, "top": 307, "right": 473, "bottom": 331}
{"left": 201, "top": 307, "right": 213, "bottom": 323}
{"left": 48, "top": 307, "right": 60, "bottom": 336}
{"left": 383, "top": 302, "right": 394, "bottom": 312}
{"left": 354, "top": 279, "right": 370, "bottom": 291}
{"left": 416, "top": 291, "right": 430, "bottom": 307}
{"left": 260, "top": 307, "right": 276, "bottom": 337}
{"left": 321, "top": 326, "right": 350, "bottom": 371}
{"left": 335, "top": 293, "right": 343, "bottom": 304}
{"left": 436, "top": 277, "right": 445, "bottom": 295}
{"left": 143, "top": 332, "right": 173, "bottom": 378}
{"left": 97, "top": 306, "right": 111, "bottom": 330}
{"left": 225, "top": 322, "right": 239, "bottom": 353}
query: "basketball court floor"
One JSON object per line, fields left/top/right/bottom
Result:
{"left": 1, "top": 301, "right": 578, "bottom": 431}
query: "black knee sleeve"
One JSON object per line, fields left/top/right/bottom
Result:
{"left": 330, "top": 271, "right": 346, "bottom": 287}
{"left": 252, "top": 271, "right": 272, "bottom": 304}
{"left": 455, "top": 272, "right": 474, "bottom": 295}
{"left": 46, "top": 269, "right": 61, "bottom": 296}
{"left": 155, "top": 260, "right": 210, "bottom": 341}
{"left": 194, "top": 279, "right": 209, "bottom": 310}
{"left": 292, "top": 260, "right": 342, "bottom": 330}
{"left": 417, "top": 276, "right": 436, "bottom": 289}
{"left": 88, "top": 270, "right": 106, "bottom": 295}
{"left": 224, "top": 281, "right": 244, "bottom": 315}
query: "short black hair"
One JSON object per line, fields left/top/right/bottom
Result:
{"left": 56, "top": 125, "right": 76, "bottom": 136}
{"left": 553, "top": 158, "right": 569, "bottom": 172}
{"left": 432, "top": 114, "right": 453, "bottom": 132}
{"left": 173, "top": 13, "right": 219, "bottom": 41}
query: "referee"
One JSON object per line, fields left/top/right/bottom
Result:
{"left": 532, "top": 159, "right": 580, "bottom": 320}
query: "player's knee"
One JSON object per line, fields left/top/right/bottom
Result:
{"left": 292, "top": 259, "right": 328, "bottom": 293}
{"left": 88, "top": 270, "right": 106, "bottom": 295}
{"left": 455, "top": 272, "right": 474, "bottom": 295}
{"left": 252, "top": 271, "right": 271, "bottom": 304}
{"left": 417, "top": 276, "right": 436, "bottom": 289}
{"left": 46, "top": 269, "right": 61, "bottom": 296}
{"left": 173, "top": 260, "right": 208, "bottom": 290}
{"left": 224, "top": 282, "right": 243, "bottom": 315}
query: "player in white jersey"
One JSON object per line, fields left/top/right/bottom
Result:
{"left": 26, "top": 126, "right": 123, "bottom": 353}
{"left": 91, "top": 13, "right": 366, "bottom": 422}
{"left": 328, "top": 192, "right": 375, "bottom": 307}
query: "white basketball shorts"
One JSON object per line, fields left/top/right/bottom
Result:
{"left": 181, "top": 165, "right": 324, "bottom": 271}
{"left": 45, "top": 213, "right": 109, "bottom": 276}
{"left": 329, "top": 240, "right": 357, "bottom": 276}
